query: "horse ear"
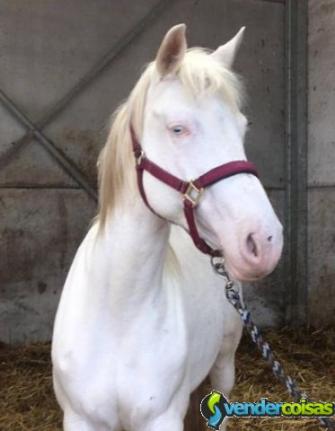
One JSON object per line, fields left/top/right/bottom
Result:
{"left": 211, "top": 27, "right": 245, "bottom": 68}
{"left": 156, "top": 24, "right": 187, "bottom": 76}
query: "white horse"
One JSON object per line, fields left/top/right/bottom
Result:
{"left": 52, "top": 24, "right": 283, "bottom": 431}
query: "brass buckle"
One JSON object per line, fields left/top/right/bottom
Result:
{"left": 136, "top": 150, "right": 145, "bottom": 165}
{"left": 183, "top": 181, "right": 203, "bottom": 207}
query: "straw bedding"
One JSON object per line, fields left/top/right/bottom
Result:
{"left": 0, "top": 328, "right": 334, "bottom": 430}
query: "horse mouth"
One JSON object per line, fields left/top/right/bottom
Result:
{"left": 224, "top": 259, "right": 273, "bottom": 282}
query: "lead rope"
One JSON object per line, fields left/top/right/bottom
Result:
{"left": 211, "top": 256, "right": 335, "bottom": 430}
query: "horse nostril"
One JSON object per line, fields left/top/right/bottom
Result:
{"left": 246, "top": 233, "right": 258, "bottom": 258}
{"left": 267, "top": 235, "right": 273, "bottom": 242}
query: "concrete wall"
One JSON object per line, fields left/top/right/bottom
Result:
{"left": 308, "top": 0, "right": 335, "bottom": 326}
{"left": 0, "top": 0, "right": 287, "bottom": 343}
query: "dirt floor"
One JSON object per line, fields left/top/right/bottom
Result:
{"left": 0, "top": 328, "right": 334, "bottom": 431}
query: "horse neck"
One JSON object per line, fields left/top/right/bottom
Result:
{"left": 100, "top": 194, "right": 170, "bottom": 309}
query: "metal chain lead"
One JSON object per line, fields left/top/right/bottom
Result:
{"left": 211, "top": 256, "right": 335, "bottom": 430}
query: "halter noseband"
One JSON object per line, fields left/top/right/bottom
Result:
{"left": 130, "top": 126, "right": 258, "bottom": 257}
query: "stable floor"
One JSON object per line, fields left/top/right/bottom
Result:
{"left": 0, "top": 328, "right": 334, "bottom": 431}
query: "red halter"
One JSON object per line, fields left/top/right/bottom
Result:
{"left": 130, "top": 126, "right": 259, "bottom": 257}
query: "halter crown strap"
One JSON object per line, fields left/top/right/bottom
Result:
{"left": 130, "top": 126, "right": 259, "bottom": 257}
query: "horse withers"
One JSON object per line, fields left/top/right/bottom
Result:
{"left": 52, "top": 24, "right": 283, "bottom": 431}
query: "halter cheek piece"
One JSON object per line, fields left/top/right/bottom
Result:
{"left": 130, "top": 126, "right": 259, "bottom": 257}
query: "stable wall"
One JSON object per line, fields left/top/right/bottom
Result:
{"left": 308, "top": 0, "right": 335, "bottom": 326}
{"left": 0, "top": 0, "right": 295, "bottom": 343}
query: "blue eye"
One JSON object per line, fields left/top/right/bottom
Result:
{"left": 172, "top": 125, "right": 184, "bottom": 135}
{"left": 168, "top": 124, "right": 190, "bottom": 137}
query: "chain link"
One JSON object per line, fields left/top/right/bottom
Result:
{"left": 211, "top": 256, "right": 335, "bottom": 430}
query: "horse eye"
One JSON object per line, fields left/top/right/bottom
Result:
{"left": 172, "top": 125, "right": 184, "bottom": 135}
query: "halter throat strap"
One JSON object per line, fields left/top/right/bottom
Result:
{"left": 130, "top": 126, "right": 258, "bottom": 257}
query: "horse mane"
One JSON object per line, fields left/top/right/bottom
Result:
{"left": 97, "top": 48, "right": 244, "bottom": 228}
